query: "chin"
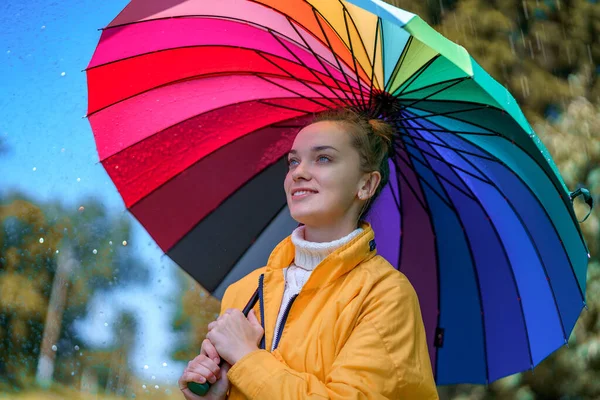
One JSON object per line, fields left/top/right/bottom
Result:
{"left": 289, "top": 207, "right": 323, "bottom": 227}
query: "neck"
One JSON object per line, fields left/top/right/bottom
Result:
{"left": 291, "top": 225, "right": 363, "bottom": 270}
{"left": 303, "top": 219, "right": 360, "bottom": 243}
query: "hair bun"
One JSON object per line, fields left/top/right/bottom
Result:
{"left": 368, "top": 118, "right": 394, "bottom": 146}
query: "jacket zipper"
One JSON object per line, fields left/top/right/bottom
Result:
{"left": 272, "top": 293, "right": 298, "bottom": 351}
{"left": 258, "top": 274, "right": 266, "bottom": 350}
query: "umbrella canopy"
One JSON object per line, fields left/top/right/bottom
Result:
{"left": 86, "top": 0, "right": 591, "bottom": 385}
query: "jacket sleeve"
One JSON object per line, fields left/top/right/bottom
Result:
{"left": 225, "top": 275, "right": 439, "bottom": 399}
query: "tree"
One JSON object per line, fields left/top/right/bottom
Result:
{"left": 0, "top": 192, "right": 149, "bottom": 391}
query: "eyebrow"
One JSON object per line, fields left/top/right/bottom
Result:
{"left": 288, "top": 145, "right": 339, "bottom": 155}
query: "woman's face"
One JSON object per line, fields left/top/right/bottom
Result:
{"left": 284, "top": 121, "right": 366, "bottom": 228}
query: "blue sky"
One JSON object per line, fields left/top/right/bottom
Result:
{"left": 1, "top": 0, "right": 187, "bottom": 385}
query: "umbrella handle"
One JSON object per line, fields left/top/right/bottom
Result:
{"left": 187, "top": 288, "right": 260, "bottom": 397}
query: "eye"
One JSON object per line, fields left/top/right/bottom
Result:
{"left": 317, "top": 155, "right": 331, "bottom": 163}
{"left": 288, "top": 158, "right": 299, "bottom": 168}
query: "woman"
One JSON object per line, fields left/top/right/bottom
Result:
{"left": 179, "top": 109, "right": 439, "bottom": 399}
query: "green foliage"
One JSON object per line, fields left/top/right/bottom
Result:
{"left": 0, "top": 193, "right": 148, "bottom": 391}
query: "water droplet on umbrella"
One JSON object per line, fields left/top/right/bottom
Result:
{"left": 77, "top": 178, "right": 81, "bottom": 182}
{"left": 162, "top": 362, "right": 168, "bottom": 367}
{"left": 32, "top": 167, "right": 37, "bottom": 171}
{"left": 78, "top": 206, "right": 85, "bottom": 212}
{"left": 151, "top": 375, "right": 156, "bottom": 380}
{"left": 56, "top": 250, "right": 59, "bottom": 254}
{"left": 41, "top": 25, "right": 46, "bottom": 29}
{"left": 6, "top": 50, "right": 10, "bottom": 54}
{"left": 122, "top": 240, "right": 128, "bottom": 246}
{"left": 71, "top": 371, "right": 75, "bottom": 376}
{"left": 109, "top": 241, "right": 113, "bottom": 245}
{"left": 39, "top": 238, "right": 44, "bottom": 243}
{"left": 93, "top": 249, "right": 97, "bottom": 254}
{"left": 51, "top": 345, "right": 57, "bottom": 351}
{"left": 104, "top": 322, "right": 108, "bottom": 326}
{"left": 74, "top": 345, "right": 79, "bottom": 350}
{"left": 144, "top": 365, "right": 149, "bottom": 370}
{"left": 142, "top": 384, "right": 147, "bottom": 389}
{"left": 155, "top": 385, "right": 159, "bottom": 389}
{"left": 61, "top": 72, "right": 66, "bottom": 76}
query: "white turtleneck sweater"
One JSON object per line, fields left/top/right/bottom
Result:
{"left": 271, "top": 226, "right": 363, "bottom": 351}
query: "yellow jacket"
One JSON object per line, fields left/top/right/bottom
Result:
{"left": 221, "top": 223, "right": 439, "bottom": 399}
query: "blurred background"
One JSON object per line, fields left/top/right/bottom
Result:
{"left": 0, "top": 0, "right": 598, "bottom": 399}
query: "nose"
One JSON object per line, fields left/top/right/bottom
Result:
{"left": 291, "top": 160, "right": 311, "bottom": 181}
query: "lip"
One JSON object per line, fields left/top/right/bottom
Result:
{"left": 290, "top": 188, "right": 318, "bottom": 199}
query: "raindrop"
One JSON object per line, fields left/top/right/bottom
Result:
{"left": 51, "top": 345, "right": 57, "bottom": 351}
{"left": 60, "top": 148, "right": 65, "bottom": 152}
{"left": 39, "top": 238, "right": 44, "bottom": 244}
{"left": 77, "top": 177, "right": 81, "bottom": 182}
{"left": 122, "top": 240, "right": 128, "bottom": 246}
{"left": 61, "top": 72, "right": 66, "bottom": 77}
{"left": 144, "top": 365, "right": 149, "bottom": 370}
{"left": 93, "top": 249, "right": 97, "bottom": 255}
{"left": 78, "top": 206, "right": 85, "bottom": 212}
{"left": 151, "top": 375, "right": 156, "bottom": 380}
{"left": 32, "top": 167, "right": 37, "bottom": 171}
{"left": 56, "top": 250, "right": 59, "bottom": 254}
{"left": 155, "top": 385, "right": 159, "bottom": 389}
{"left": 71, "top": 371, "right": 75, "bottom": 376}
{"left": 104, "top": 322, "right": 108, "bottom": 327}
{"left": 6, "top": 50, "right": 10, "bottom": 54}
{"left": 162, "top": 362, "right": 168, "bottom": 367}
{"left": 109, "top": 241, "right": 113, "bottom": 245}
{"left": 74, "top": 345, "right": 80, "bottom": 350}
{"left": 142, "top": 385, "right": 147, "bottom": 389}
{"left": 41, "top": 25, "right": 46, "bottom": 29}
{"left": 79, "top": 352, "right": 83, "bottom": 356}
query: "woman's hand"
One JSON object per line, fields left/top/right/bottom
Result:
{"left": 178, "top": 339, "right": 231, "bottom": 400}
{"left": 207, "top": 309, "right": 264, "bottom": 365}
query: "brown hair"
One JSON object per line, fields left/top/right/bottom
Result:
{"left": 313, "top": 108, "right": 394, "bottom": 219}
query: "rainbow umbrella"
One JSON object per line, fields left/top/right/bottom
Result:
{"left": 86, "top": 0, "right": 592, "bottom": 385}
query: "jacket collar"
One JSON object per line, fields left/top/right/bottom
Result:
{"left": 265, "top": 222, "right": 377, "bottom": 291}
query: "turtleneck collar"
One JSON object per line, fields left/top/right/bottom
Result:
{"left": 290, "top": 225, "right": 363, "bottom": 270}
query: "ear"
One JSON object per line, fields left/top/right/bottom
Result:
{"left": 358, "top": 171, "right": 382, "bottom": 200}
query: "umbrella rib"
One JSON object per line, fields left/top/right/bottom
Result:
{"left": 87, "top": 49, "right": 353, "bottom": 116}
{"left": 385, "top": 36, "right": 413, "bottom": 93}
{"left": 367, "top": 17, "right": 381, "bottom": 111}
{"left": 405, "top": 101, "right": 587, "bottom": 247}
{"left": 393, "top": 143, "right": 479, "bottom": 205}
{"left": 257, "top": 99, "right": 328, "bottom": 114}
{"left": 397, "top": 78, "right": 470, "bottom": 112}
{"left": 338, "top": 0, "right": 383, "bottom": 102}
{"left": 398, "top": 105, "right": 489, "bottom": 123}
{"left": 397, "top": 126, "right": 499, "bottom": 163}
{"left": 409, "top": 127, "right": 535, "bottom": 371}
{"left": 256, "top": 42, "right": 346, "bottom": 106}
{"left": 393, "top": 55, "right": 440, "bottom": 97}
{"left": 392, "top": 144, "right": 457, "bottom": 212}
{"left": 419, "top": 126, "right": 571, "bottom": 344}
{"left": 312, "top": 7, "right": 364, "bottom": 108}
{"left": 283, "top": 18, "right": 358, "bottom": 106}
{"left": 397, "top": 76, "right": 468, "bottom": 99}
{"left": 396, "top": 127, "right": 490, "bottom": 384}
{"left": 389, "top": 128, "right": 444, "bottom": 383}
{"left": 103, "top": 108, "right": 311, "bottom": 197}
{"left": 341, "top": 8, "right": 369, "bottom": 109}
{"left": 399, "top": 137, "right": 494, "bottom": 185}
{"left": 255, "top": 75, "right": 335, "bottom": 109}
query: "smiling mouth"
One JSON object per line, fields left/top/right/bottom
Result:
{"left": 291, "top": 190, "right": 318, "bottom": 198}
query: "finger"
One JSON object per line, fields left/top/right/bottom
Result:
{"left": 247, "top": 309, "right": 260, "bottom": 326}
{"left": 207, "top": 321, "right": 217, "bottom": 331}
{"left": 179, "top": 370, "right": 208, "bottom": 388}
{"left": 188, "top": 360, "right": 220, "bottom": 384}
{"left": 202, "top": 339, "right": 220, "bottom": 364}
